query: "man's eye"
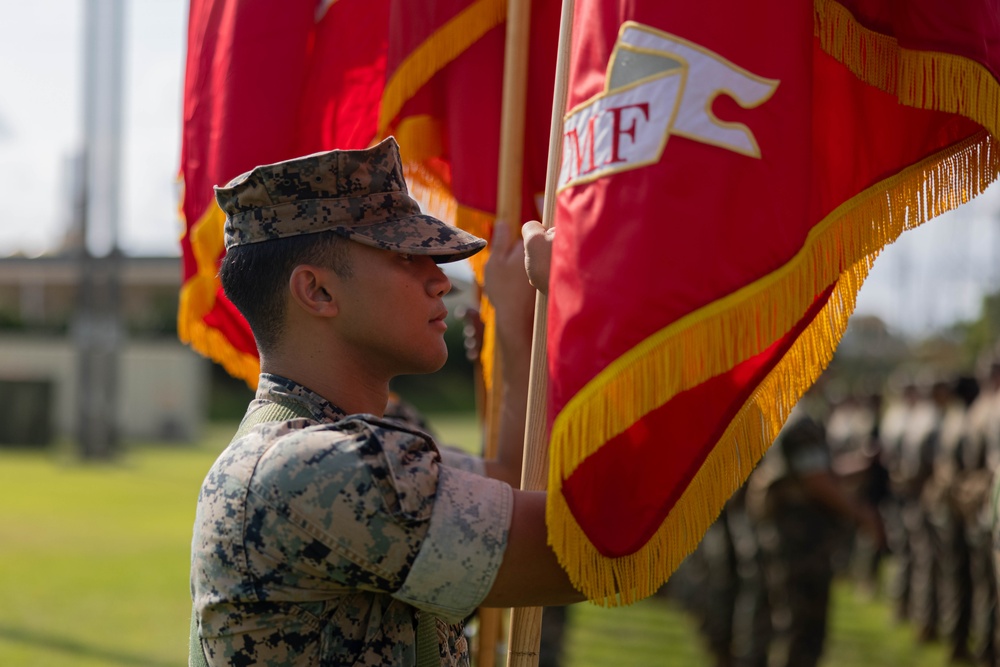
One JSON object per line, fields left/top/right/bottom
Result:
{"left": 399, "top": 253, "right": 414, "bottom": 262}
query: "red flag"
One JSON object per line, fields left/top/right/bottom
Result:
{"left": 178, "top": 0, "right": 389, "bottom": 386}
{"left": 546, "top": 0, "right": 1000, "bottom": 604}
{"left": 178, "top": 0, "right": 556, "bottom": 388}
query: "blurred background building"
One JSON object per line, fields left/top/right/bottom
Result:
{"left": 0, "top": 254, "right": 207, "bottom": 446}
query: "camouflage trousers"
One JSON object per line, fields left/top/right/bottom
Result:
{"left": 904, "top": 499, "right": 939, "bottom": 638}
{"left": 926, "top": 500, "right": 972, "bottom": 657}
{"left": 756, "top": 508, "right": 835, "bottom": 667}
{"left": 883, "top": 494, "right": 939, "bottom": 630}
{"left": 684, "top": 503, "right": 770, "bottom": 667}
{"left": 969, "top": 518, "right": 1000, "bottom": 666}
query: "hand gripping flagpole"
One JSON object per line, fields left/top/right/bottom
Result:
{"left": 477, "top": 0, "right": 535, "bottom": 664}
{"left": 505, "top": 0, "right": 574, "bottom": 665}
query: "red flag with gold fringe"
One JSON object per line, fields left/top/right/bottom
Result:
{"left": 179, "top": 0, "right": 389, "bottom": 386}
{"left": 545, "top": 0, "right": 1000, "bottom": 604}
{"left": 179, "top": 0, "right": 557, "bottom": 388}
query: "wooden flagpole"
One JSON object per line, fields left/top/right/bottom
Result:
{"left": 477, "top": 0, "right": 533, "bottom": 664}
{"left": 506, "top": 0, "right": 575, "bottom": 665}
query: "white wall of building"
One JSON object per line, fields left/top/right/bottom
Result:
{"left": 0, "top": 336, "right": 208, "bottom": 443}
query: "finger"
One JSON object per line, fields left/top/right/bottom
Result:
{"left": 491, "top": 219, "right": 511, "bottom": 251}
{"left": 521, "top": 220, "right": 544, "bottom": 243}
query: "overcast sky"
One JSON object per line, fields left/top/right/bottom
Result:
{"left": 0, "top": 0, "right": 186, "bottom": 258}
{"left": 1, "top": 0, "right": 998, "bottom": 337}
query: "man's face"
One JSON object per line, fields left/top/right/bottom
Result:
{"left": 332, "top": 242, "right": 453, "bottom": 378}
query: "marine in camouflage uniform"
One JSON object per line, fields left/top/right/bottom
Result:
{"left": 897, "top": 379, "right": 944, "bottom": 641}
{"left": 879, "top": 378, "right": 923, "bottom": 625}
{"left": 192, "top": 375, "right": 508, "bottom": 665}
{"left": 689, "top": 485, "right": 770, "bottom": 667}
{"left": 747, "top": 392, "right": 883, "bottom": 667}
{"left": 824, "top": 386, "right": 885, "bottom": 588}
{"left": 923, "top": 377, "right": 977, "bottom": 662}
{"left": 697, "top": 505, "right": 739, "bottom": 667}
{"left": 191, "top": 138, "right": 581, "bottom": 666}
{"left": 970, "top": 361, "right": 1000, "bottom": 666}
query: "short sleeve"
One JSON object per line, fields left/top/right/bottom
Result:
{"left": 393, "top": 466, "right": 513, "bottom": 622}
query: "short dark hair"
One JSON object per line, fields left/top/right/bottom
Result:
{"left": 219, "top": 230, "right": 352, "bottom": 354}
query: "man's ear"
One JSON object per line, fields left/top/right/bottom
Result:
{"left": 288, "top": 265, "right": 339, "bottom": 318}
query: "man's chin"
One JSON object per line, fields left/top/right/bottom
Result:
{"left": 398, "top": 351, "right": 449, "bottom": 377}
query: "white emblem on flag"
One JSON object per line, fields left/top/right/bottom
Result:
{"left": 559, "top": 22, "right": 780, "bottom": 190}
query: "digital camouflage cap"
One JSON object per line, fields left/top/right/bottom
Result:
{"left": 216, "top": 136, "right": 486, "bottom": 263}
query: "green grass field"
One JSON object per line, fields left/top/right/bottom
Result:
{"left": 0, "top": 416, "right": 952, "bottom": 666}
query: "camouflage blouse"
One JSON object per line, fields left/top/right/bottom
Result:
{"left": 191, "top": 374, "right": 512, "bottom": 666}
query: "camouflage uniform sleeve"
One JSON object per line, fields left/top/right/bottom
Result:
{"left": 394, "top": 464, "right": 512, "bottom": 621}
{"left": 248, "top": 416, "right": 509, "bottom": 622}
{"left": 248, "top": 418, "right": 439, "bottom": 593}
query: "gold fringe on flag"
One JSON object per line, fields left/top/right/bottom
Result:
{"left": 178, "top": 199, "right": 262, "bottom": 389}
{"left": 393, "top": 115, "right": 446, "bottom": 163}
{"left": 549, "top": 129, "right": 999, "bottom": 605}
{"left": 815, "top": 0, "right": 1000, "bottom": 140}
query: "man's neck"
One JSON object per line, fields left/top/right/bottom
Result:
{"left": 261, "top": 350, "right": 390, "bottom": 417}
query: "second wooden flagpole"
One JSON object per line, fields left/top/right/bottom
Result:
{"left": 505, "top": 0, "right": 575, "bottom": 665}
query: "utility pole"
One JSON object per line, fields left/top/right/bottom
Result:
{"left": 72, "top": 0, "right": 125, "bottom": 458}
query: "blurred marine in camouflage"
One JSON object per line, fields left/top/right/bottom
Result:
{"left": 747, "top": 386, "right": 885, "bottom": 667}
{"left": 189, "top": 137, "right": 582, "bottom": 666}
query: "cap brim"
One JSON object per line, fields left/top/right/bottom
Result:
{"left": 337, "top": 214, "right": 487, "bottom": 263}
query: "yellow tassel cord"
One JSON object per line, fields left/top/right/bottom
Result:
{"left": 548, "top": 129, "right": 1000, "bottom": 605}
{"left": 392, "top": 115, "right": 446, "bottom": 164}
{"left": 376, "top": 0, "right": 506, "bottom": 137}
{"left": 177, "top": 199, "right": 261, "bottom": 390}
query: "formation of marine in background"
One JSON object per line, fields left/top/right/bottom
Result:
{"left": 673, "top": 352, "right": 1000, "bottom": 667}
